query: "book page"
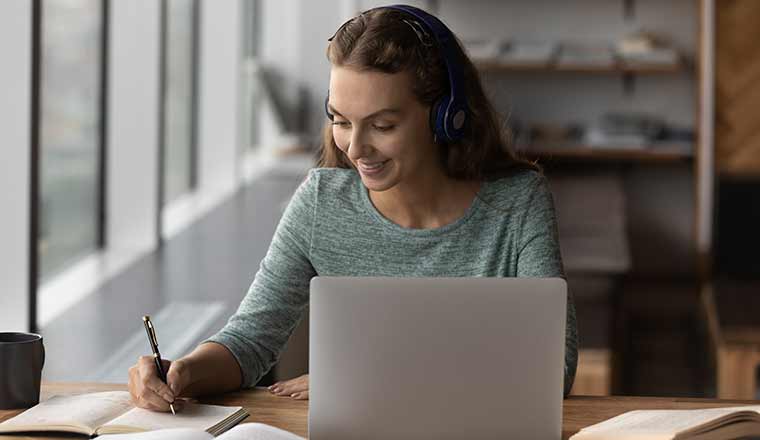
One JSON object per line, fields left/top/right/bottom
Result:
{"left": 218, "top": 423, "right": 306, "bottom": 440}
{"left": 571, "top": 406, "right": 760, "bottom": 440}
{"left": 0, "top": 391, "right": 133, "bottom": 434}
{"left": 102, "top": 428, "right": 213, "bottom": 440}
{"left": 100, "top": 401, "right": 242, "bottom": 433}
{"left": 96, "top": 424, "right": 305, "bottom": 440}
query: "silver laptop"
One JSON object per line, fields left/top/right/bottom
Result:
{"left": 309, "top": 276, "right": 567, "bottom": 440}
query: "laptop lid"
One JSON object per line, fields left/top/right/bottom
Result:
{"left": 309, "top": 276, "right": 567, "bottom": 440}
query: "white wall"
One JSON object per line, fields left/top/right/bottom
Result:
{"left": 198, "top": 0, "right": 241, "bottom": 195}
{"left": 0, "top": 1, "right": 32, "bottom": 332}
{"left": 297, "top": 1, "right": 352, "bottom": 135}
{"left": 107, "top": 0, "right": 162, "bottom": 254}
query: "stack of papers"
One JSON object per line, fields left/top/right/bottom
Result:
{"left": 619, "top": 47, "right": 679, "bottom": 67}
{"left": 500, "top": 40, "right": 558, "bottom": 66}
{"left": 465, "top": 39, "right": 559, "bottom": 66}
{"left": 557, "top": 43, "right": 616, "bottom": 68}
{"left": 616, "top": 31, "right": 680, "bottom": 67}
{"left": 463, "top": 39, "right": 504, "bottom": 62}
{"left": 584, "top": 113, "right": 666, "bottom": 148}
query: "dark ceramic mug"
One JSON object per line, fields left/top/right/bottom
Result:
{"left": 0, "top": 332, "right": 45, "bottom": 409}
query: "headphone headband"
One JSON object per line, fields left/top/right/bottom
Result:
{"left": 383, "top": 5, "right": 467, "bottom": 142}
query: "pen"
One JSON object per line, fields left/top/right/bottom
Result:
{"left": 142, "top": 315, "right": 176, "bottom": 415}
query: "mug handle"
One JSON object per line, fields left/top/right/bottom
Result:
{"left": 40, "top": 338, "right": 46, "bottom": 369}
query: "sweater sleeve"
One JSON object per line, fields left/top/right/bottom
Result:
{"left": 204, "top": 170, "right": 318, "bottom": 388}
{"left": 516, "top": 174, "right": 578, "bottom": 398}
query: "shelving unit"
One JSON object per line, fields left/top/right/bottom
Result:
{"left": 438, "top": 0, "right": 714, "bottom": 397}
{"left": 519, "top": 144, "right": 694, "bottom": 164}
{"left": 474, "top": 59, "right": 687, "bottom": 75}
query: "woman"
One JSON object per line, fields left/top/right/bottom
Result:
{"left": 128, "top": 5, "right": 577, "bottom": 411}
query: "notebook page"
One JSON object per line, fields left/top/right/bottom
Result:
{"left": 0, "top": 391, "right": 133, "bottom": 432}
{"left": 103, "top": 428, "right": 213, "bottom": 440}
{"left": 218, "top": 423, "right": 306, "bottom": 440}
{"left": 571, "top": 406, "right": 760, "bottom": 440}
{"left": 101, "top": 401, "right": 242, "bottom": 432}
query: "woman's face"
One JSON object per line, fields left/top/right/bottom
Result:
{"left": 327, "top": 66, "right": 439, "bottom": 193}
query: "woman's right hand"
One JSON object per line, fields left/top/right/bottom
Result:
{"left": 128, "top": 356, "right": 192, "bottom": 412}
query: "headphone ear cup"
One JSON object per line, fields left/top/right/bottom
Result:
{"left": 429, "top": 95, "right": 447, "bottom": 143}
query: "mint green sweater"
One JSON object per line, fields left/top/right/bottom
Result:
{"left": 207, "top": 167, "right": 578, "bottom": 396}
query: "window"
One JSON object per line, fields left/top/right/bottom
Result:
{"left": 38, "top": 0, "right": 105, "bottom": 279}
{"left": 240, "top": 0, "right": 261, "bottom": 151}
{"left": 161, "top": 0, "right": 199, "bottom": 204}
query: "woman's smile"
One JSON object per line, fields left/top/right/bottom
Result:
{"left": 357, "top": 159, "right": 391, "bottom": 177}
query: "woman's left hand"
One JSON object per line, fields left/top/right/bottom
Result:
{"left": 268, "top": 374, "right": 309, "bottom": 400}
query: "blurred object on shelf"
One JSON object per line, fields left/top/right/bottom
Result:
{"left": 529, "top": 122, "right": 584, "bottom": 145}
{"left": 658, "top": 126, "right": 696, "bottom": 144}
{"left": 511, "top": 116, "right": 694, "bottom": 160}
{"left": 585, "top": 113, "right": 665, "bottom": 149}
{"left": 463, "top": 38, "right": 504, "bottom": 62}
{"left": 473, "top": 37, "right": 682, "bottom": 73}
{"left": 500, "top": 40, "right": 558, "bottom": 66}
{"left": 616, "top": 31, "right": 680, "bottom": 68}
{"left": 557, "top": 42, "right": 615, "bottom": 68}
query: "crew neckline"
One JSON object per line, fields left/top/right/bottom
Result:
{"left": 357, "top": 173, "right": 486, "bottom": 237}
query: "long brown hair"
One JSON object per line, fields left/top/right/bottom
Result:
{"left": 317, "top": 7, "right": 538, "bottom": 180}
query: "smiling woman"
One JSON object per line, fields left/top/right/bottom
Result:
{"left": 127, "top": 4, "right": 578, "bottom": 410}
{"left": 327, "top": 68, "right": 440, "bottom": 197}
{"left": 318, "top": 7, "right": 537, "bottom": 180}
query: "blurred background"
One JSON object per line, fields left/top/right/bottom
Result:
{"left": 1, "top": 0, "right": 758, "bottom": 399}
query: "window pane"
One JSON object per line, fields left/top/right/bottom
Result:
{"left": 38, "top": 0, "right": 103, "bottom": 279}
{"left": 163, "top": 0, "right": 196, "bottom": 204}
{"left": 240, "top": 0, "right": 261, "bottom": 150}
{"left": 242, "top": 0, "right": 260, "bottom": 59}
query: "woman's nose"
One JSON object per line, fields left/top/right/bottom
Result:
{"left": 346, "top": 129, "right": 370, "bottom": 161}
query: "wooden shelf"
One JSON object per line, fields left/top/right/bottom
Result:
{"left": 518, "top": 144, "right": 694, "bottom": 163}
{"left": 475, "top": 59, "right": 686, "bottom": 75}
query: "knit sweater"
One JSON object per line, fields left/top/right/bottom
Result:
{"left": 207, "top": 167, "right": 578, "bottom": 396}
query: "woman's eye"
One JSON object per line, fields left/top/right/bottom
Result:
{"left": 332, "top": 121, "right": 350, "bottom": 128}
{"left": 373, "top": 124, "right": 395, "bottom": 132}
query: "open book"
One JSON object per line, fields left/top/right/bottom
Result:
{"left": 570, "top": 405, "right": 760, "bottom": 440}
{"left": 105, "top": 423, "right": 304, "bottom": 439}
{"left": 0, "top": 391, "right": 248, "bottom": 437}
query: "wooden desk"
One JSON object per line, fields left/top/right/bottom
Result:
{"left": 1, "top": 383, "right": 757, "bottom": 439}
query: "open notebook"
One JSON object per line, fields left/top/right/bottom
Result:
{"left": 105, "top": 423, "right": 304, "bottom": 439}
{"left": 570, "top": 405, "right": 760, "bottom": 440}
{"left": 0, "top": 391, "right": 248, "bottom": 437}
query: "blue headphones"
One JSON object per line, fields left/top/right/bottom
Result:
{"left": 325, "top": 4, "right": 468, "bottom": 143}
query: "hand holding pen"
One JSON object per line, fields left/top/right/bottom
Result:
{"left": 124, "top": 316, "right": 180, "bottom": 413}
{"left": 142, "top": 315, "right": 176, "bottom": 415}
